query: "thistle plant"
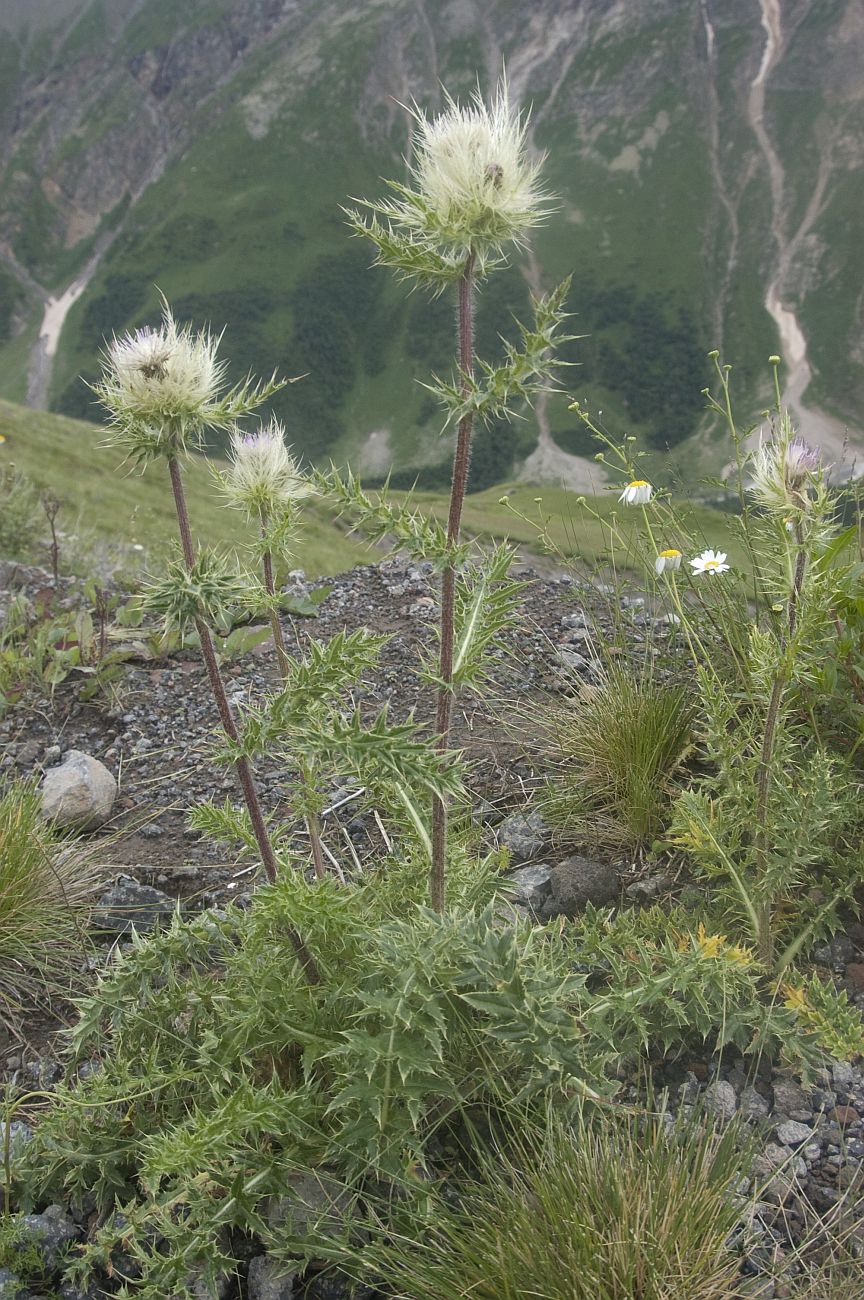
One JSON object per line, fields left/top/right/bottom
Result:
{"left": 94, "top": 301, "right": 319, "bottom": 983}
{"left": 347, "top": 78, "right": 569, "bottom": 908}
{"left": 217, "top": 422, "right": 330, "bottom": 877}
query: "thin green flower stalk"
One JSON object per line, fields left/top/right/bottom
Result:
{"left": 94, "top": 302, "right": 319, "bottom": 985}
{"left": 220, "top": 422, "right": 328, "bottom": 881}
{"left": 349, "top": 78, "right": 556, "bottom": 910}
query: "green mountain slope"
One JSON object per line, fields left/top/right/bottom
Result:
{"left": 0, "top": 0, "right": 861, "bottom": 485}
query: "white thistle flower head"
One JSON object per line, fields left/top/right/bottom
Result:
{"left": 221, "top": 422, "right": 314, "bottom": 520}
{"left": 654, "top": 548, "right": 682, "bottom": 575}
{"left": 619, "top": 479, "right": 653, "bottom": 506}
{"left": 689, "top": 548, "right": 730, "bottom": 576}
{"left": 748, "top": 425, "right": 821, "bottom": 512}
{"left": 408, "top": 80, "right": 549, "bottom": 253}
{"left": 97, "top": 300, "right": 226, "bottom": 450}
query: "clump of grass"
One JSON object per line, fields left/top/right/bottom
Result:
{"left": 0, "top": 783, "right": 99, "bottom": 1025}
{"left": 356, "top": 1109, "right": 751, "bottom": 1300}
{"left": 542, "top": 662, "right": 696, "bottom": 851}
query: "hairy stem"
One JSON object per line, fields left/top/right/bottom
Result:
{"left": 430, "top": 252, "right": 475, "bottom": 911}
{"left": 167, "top": 457, "right": 319, "bottom": 983}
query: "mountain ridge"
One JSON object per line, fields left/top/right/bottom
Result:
{"left": 0, "top": 0, "right": 861, "bottom": 483}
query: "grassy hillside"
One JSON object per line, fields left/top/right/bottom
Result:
{"left": 0, "top": 400, "right": 367, "bottom": 576}
{"left": 0, "top": 399, "right": 743, "bottom": 578}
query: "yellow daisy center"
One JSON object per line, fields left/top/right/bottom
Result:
{"left": 704, "top": 560, "right": 719, "bottom": 569}
{"left": 628, "top": 480, "right": 649, "bottom": 487}
{"left": 659, "top": 549, "right": 681, "bottom": 558}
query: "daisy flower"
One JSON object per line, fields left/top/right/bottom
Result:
{"left": 619, "top": 480, "right": 652, "bottom": 506}
{"left": 689, "top": 548, "right": 730, "bottom": 576}
{"left": 654, "top": 548, "right": 682, "bottom": 575}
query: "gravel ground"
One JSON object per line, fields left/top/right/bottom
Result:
{"left": 1, "top": 556, "right": 863, "bottom": 1297}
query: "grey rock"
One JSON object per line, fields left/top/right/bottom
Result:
{"left": 0, "top": 1271, "right": 27, "bottom": 1300}
{"left": 19, "top": 1203, "right": 80, "bottom": 1268}
{"left": 247, "top": 1256, "right": 298, "bottom": 1300}
{"left": 93, "top": 873, "right": 176, "bottom": 934}
{"left": 42, "top": 745, "right": 62, "bottom": 765}
{"left": 625, "top": 874, "right": 670, "bottom": 903}
{"left": 40, "top": 750, "right": 116, "bottom": 830}
{"left": 705, "top": 1079, "right": 737, "bottom": 1122}
{"left": 22, "top": 1057, "right": 62, "bottom": 1089}
{"left": 267, "top": 1171, "right": 355, "bottom": 1241}
{"left": 740, "top": 1087, "right": 771, "bottom": 1122}
{"left": 0, "top": 1123, "right": 33, "bottom": 1160}
{"left": 555, "top": 647, "right": 589, "bottom": 674}
{"left": 775, "top": 1120, "right": 813, "bottom": 1148}
{"left": 771, "top": 1079, "right": 811, "bottom": 1119}
{"left": 496, "top": 810, "right": 549, "bottom": 865}
{"left": 59, "top": 1284, "right": 104, "bottom": 1300}
{"left": 813, "top": 934, "right": 856, "bottom": 968}
{"left": 506, "top": 863, "right": 553, "bottom": 910}
{"left": 540, "top": 856, "right": 619, "bottom": 920}
{"left": 832, "top": 1061, "right": 855, "bottom": 1092}
{"left": 15, "top": 741, "right": 40, "bottom": 767}
{"left": 304, "top": 1275, "right": 375, "bottom": 1300}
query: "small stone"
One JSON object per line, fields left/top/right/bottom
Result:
{"left": 15, "top": 740, "right": 40, "bottom": 766}
{"left": 845, "top": 963, "right": 864, "bottom": 993}
{"left": 740, "top": 1086, "right": 770, "bottom": 1121}
{"left": 0, "top": 1123, "right": 32, "bottom": 1160}
{"left": 625, "top": 874, "right": 670, "bottom": 903}
{"left": 93, "top": 874, "right": 176, "bottom": 935}
{"left": 496, "top": 810, "right": 549, "bottom": 865}
{"left": 0, "top": 1271, "right": 27, "bottom": 1300}
{"left": 832, "top": 1061, "right": 855, "bottom": 1092}
{"left": 771, "top": 1079, "right": 810, "bottom": 1118}
{"left": 830, "top": 1105, "right": 860, "bottom": 1127}
{"left": 775, "top": 1120, "right": 812, "bottom": 1147}
{"left": 506, "top": 864, "right": 553, "bottom": 910}
{"left": 540, "top": 856, "right": 619, "bottom": 920}
{"left": 247, "top": 1256, "right": 297, "bottom": 1300}
{"left": 40, "top": 750, "right": 117, "bottom": 830}
{"left": 267, "top": 1171, "right": 355, "bottom": 1240}
{"left": 705, "top": 1079, "right": 737, "bottom": 1122}
{"left": 43, "top": 744, "right": 62, "bottom": 765}
{"left": 19, "top": 1203, "right": 80, "bottom": 1268}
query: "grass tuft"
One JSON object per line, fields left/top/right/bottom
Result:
{"left": 0, "top": 782, "right": 100, "bottom": 1027}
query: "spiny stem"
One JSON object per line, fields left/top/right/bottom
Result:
{"left": 167, "top": 457, "right": 319, "bottom": 983}
{"left": 430, "top": 251, "right": 475, "bottom": 912}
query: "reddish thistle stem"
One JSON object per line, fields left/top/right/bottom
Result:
{"left": 430, "top": 252, "right": 475, "bottom": 911}
{"left": 167, "top": 457, "right": 319, "bottom": 983}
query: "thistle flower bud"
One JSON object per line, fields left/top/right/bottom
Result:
{"left": 220, "top": 422, "right": 314, "bottom": 520}
{"left": 409, "top": 81, "right": 548, "bottom": 253}
{"left": 97, "top": 304, "right": 225, "bottom": 444}
{"left": 748, "top": 425, "right": 821, "bottom": 512}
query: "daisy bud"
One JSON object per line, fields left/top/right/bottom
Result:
{"left": 689, "top": 548, "right": 730, "bottom": 576}
{"left": 220, "top": 422, "right": 314, "bottom": 520}
{"left": 619, "top": 480, "right": 652, "bottom": 506}
{"left": 654, "top": 548, "right": 682, "bottom": 575}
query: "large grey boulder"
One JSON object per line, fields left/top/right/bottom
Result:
{"left": 40, "top": 750, "right": 116, "bottom": 830}
{"left": 539, "top": 856, "right": 619, "bottom": 920}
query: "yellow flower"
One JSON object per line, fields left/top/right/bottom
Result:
{"left": 725, "top": 943, "right": 753, "bottom": 968}
{"left": 695, "top": 922, "right": 725, "bottom": 958}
